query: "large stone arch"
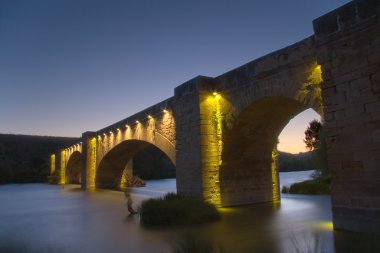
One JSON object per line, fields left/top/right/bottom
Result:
{"left": 65, "top": 151, "right": 82, "bottom": 184}
{"left": 219, "top": 96, "right": 321, "bottom": 206}
{"left": 214, "top": 57, "right": 323, "bottom": 206}
{"left": 96, "top": 138, "right": 176, "bottom": 189}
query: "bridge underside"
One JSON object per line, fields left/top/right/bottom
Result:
{"left": 220, "top": 97, "right": 309, "bottom": 206}
{"left": 96, "top": 140, "right": 149, "bottom": 189}
{"left": 65, "top": 151, "right": 81, "bottom": 184}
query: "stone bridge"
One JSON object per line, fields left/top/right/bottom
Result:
{"left": 51, "top": 0, "right": 380, "bottom": 233}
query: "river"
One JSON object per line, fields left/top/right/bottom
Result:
{"left": 0, "top": 170, "right": 336, "bottom": 253}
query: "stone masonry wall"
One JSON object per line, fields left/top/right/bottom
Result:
{"left": 314, "top": 0, "right": 380, "bottom": 232}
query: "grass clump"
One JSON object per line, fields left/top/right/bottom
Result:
{"left": 282, "top": 177, "right": 330, "bottom": 195}
{"left": 139, "top": 193, "right": 220, "bottom": 227}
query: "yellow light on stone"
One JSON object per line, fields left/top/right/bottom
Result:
{"left": 312, "top": 221, "right": 334, "bottom": 231}
{"left": 60, "top": 150, "right": 66, "bottom": 185}
{"left": 50, "top": 154, "right": 56, "bottom": 175}
{"left": 86, "top": 137, "right": 97, "bottom": 189}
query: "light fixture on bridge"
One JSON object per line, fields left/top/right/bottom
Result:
{"left": 125, "top": 124, "right": 130, "bottom": 128}
{"left": 109, "top": 131, "right": 113, "bottom": 135}
{"left": 213, "top": 91, "right": 220, "bottom": 99}
{"left": 136, "top": 120, "right": 140, "bottom": 124}
{"left": 148, "top": 115, "right": 152, "bottom": 119}
{"left": 163, "top": 109, "right": 168, "bottom": 114}
{"left": 116, "top": 128, "right": 120, "bottom": 132}
{"left": 103, "top": 133, "right": 106, "bottom": 136}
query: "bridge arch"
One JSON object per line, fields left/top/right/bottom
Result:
{"left": 219, "top": 96, "right": 321, "bottom": 206}
{"left": 96, "top": 138, "right": 176, "bottom": 189}
{"left": 65, "top": 150, "right": 82, "bottom": 184}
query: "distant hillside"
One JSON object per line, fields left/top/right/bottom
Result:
{"left": 133, "top": 145, "right": 176, "bottom": 180}
{"left": 0, "top": 134, "right": 79, "bottom": 183}
{"left": 278, "top": 151, "right": 317, "bottom": 172}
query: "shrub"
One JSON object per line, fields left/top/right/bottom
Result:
{"left": 139, "top": 193, "right": 220, "bottom": 227}
{"left": 282, "top": 178, "right": 330, "bottom": 195}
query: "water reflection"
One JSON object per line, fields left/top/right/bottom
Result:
{"left": 0, "top": 173, "right": 336, "bottom": 253}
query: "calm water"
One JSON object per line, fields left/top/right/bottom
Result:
{"left": 0, "top": 170, "right": 335, "bottom": 253}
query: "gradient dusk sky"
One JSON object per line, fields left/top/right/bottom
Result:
{"left": 0, "top": 0, "right": 350, "bottom": 153}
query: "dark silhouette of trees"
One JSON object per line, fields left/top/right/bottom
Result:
{"left": 304, "top": 120, "right": 329, "bottom": 177}
{"left": 304, "top": 120, "right": 322, "bottom": 151}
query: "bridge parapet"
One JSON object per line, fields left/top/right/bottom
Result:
{"left": 95, "top": 97, "right": 175, "bottom": 161}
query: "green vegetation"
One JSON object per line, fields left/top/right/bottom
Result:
{"left": 0, "top": 134, "right": 78, "bottom": 184}
{"left": 278, "top": 151, "right": 317, "bottom": 172}
{"left": 282, "top": 177, "right": 331, "bottom": 195}
{"left": 139, "top": 193, "right": 220, "bottom": 227}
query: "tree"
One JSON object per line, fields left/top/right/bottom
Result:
{"left": 304, "top": 120, "right": 329, "bottom": 177}
{"left": 304, "top": 120, "right": 322, "bottom": 151}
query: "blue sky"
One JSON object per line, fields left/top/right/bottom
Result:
{"left": 0, "top": 0, "right": 350, "bottom": 152}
